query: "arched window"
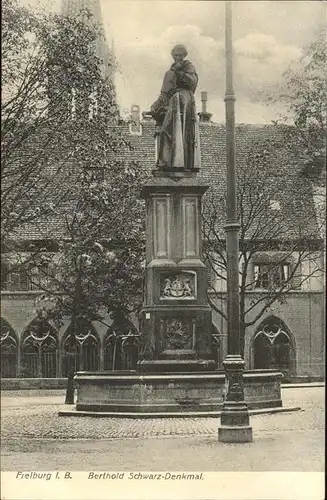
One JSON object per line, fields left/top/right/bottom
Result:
{"left": 252, "top": 318, "right": 296, "bottom": 381}
{"left": 0, "top": 319, "right": 18, "bottom": 378}
{"left": 62, "top": 320, "right": 99, "bottom": 376}
{"left": 21, "top": 317, "right": 58, "bottom": 378}
{"left": 104, "top": 318, "right": 139, "bottom": 371}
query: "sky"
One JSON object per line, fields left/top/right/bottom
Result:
{"left": 20, "top": 0, "right": 326, "bottom": 124}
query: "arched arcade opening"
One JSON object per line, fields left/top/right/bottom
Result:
{"left": 104, "top": 318, "right": 140, "bottom": 371}
{"left": 251, "top": 317, "right": 296, "bottom": 381}
{"left": 62, "top": 320, "right": 100, "bottom": 376}
{"left": 0, "top": 319, "right": 18, "bottom": 378}
{"left": 21, "top": 317, "right": 58, "bottom": 378}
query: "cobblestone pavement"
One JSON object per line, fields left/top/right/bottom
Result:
{"left": 1, "top": 387, "right": 324, "bottom": 471}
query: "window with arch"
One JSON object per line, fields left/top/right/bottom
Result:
{"left": 252, "top": 318, "right": 295, "bottom": 381}
{"left": 21, "top": 316, "right": 58, "bottom": 378}
{"left": 62, "top": 320, "right": 99, "bottom": 376}
{"left": 0, "top": 319, "right": 18, "bottom": 378}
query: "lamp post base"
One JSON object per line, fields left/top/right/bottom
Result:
{"left": 218, "top": 354, "right": 253, "bottom": 443}
{"left": 218, "top": 425, "right": 253, "bottom": 443}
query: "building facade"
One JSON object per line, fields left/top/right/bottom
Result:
{"left": 1, "top": 0, "right": 324, "bottom": 384}
{"left": 1, "top": 117, "right": 325, "bottom": 382}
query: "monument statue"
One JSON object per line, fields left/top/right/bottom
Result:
{"left": 150, "top": 44, "right": 201, "bottom": 170}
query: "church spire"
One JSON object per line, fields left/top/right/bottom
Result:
{"left": 61, "top": 0, "right": 116, "bottom": 87}
{"left": 61, "top": 0, "right": 102, "bottom": 19}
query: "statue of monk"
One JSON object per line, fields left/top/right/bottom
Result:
{"left": 150, "top": 44, "right": 201, "bottom": 170}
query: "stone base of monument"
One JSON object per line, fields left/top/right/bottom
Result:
{"left": 57, "top": 369, "right": 300, "bottom": 418}
{"left": 218, "top": 425, "right": 254, "bottom": 443}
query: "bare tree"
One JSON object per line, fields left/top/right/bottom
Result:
{"left": 1, "top": 0, "right": 118, "bottom": 269}
{"left": 2, "top": 0, "right": 146, "bottom": 401}
{"left": 202, "top": 132, "right": 324, "bottom": 357}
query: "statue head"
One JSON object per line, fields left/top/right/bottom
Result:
{"left": 171, "top": 44, "right": 188, "bottom": 64}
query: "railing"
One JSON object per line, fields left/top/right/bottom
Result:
{"left": 20, "top": 351, "right": 57, "bottom": 378}
{"left": 1, "top": 332, "right": 225, "bottom": 377}
{"left": 0, "top": 352, "right": 17, "bottom": 378}
{"left": 104, "top": 331, "right": 141, "bottom": 371}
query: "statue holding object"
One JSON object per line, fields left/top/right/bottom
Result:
{"left": 150, "top": 44, "right": 201, "bottom": 170}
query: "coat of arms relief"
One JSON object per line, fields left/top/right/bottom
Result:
{"left": 161, "top": 318, "right": 194, "bottom": 350}
{"left": 160, "top": 272, "right": 196, "bottom": 299}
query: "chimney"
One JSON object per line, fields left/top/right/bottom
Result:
{"left": 198, "top": 91, "right": 212, "bottom": 123}
{"left": 142, "top": 111, "right": 154, "bottom": 121}
{"left": 131, "top": 104, "right": 140, "bottom": 124}
{"left": 129, "top": 104, "right": 142, "bottom": 135}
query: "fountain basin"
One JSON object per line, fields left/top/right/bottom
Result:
{"left": 69, "top": 369, "right": 283, "bottom": 415}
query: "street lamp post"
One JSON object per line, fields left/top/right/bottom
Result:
{"left": 218, "top": 0, "right": 253, "bottom": 443}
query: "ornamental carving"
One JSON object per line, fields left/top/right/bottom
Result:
{"left": 160, "top": 272, "right": 196, "bottom": 300}
{"left": 0, "top": 323, "right": 17, "bottom": 351}
{"left": 255, "top": 323, "right": 291, "bottom": 345}
{"left": 144, "top": 384, "right": 153, "bottom": 401}
{"left": 162, "top": 318, "right": 193, "bottom": 350}
{"left": 225, "top": 372, "right": 244, "bottom": 402}
{"left": 1, "top": 329, "right": 11, "bottom": 343}
{"left": 132, "top": 384, "right": 142, "bottom": 400}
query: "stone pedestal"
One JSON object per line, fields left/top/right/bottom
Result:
{"left": 58, "top": 169, "right": 287, "bottom": 419}
{"left": 138, "top": 170, "right": 215, "bottom": 372}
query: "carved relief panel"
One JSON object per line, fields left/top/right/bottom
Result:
{"left": 160, "top": 271, "right": 197, "bottom": 300}
{"left": 160, "top": 317, "right": 196, "bottom": 350}
{"left": 152, "top": 195, "right": 171, "bottom": 259}
{"left": 182, "top": 196, "right": 199, "bottom": 258}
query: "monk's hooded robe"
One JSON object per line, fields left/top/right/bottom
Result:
{"left": 150, "top": 60, "right": 201, "bottom": 170}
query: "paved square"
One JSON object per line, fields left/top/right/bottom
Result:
{"left": 1, "top": 386, "right": 324, "bottom": 471}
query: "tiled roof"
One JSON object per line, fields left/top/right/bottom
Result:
{"left": 126, "top": 120, "right": 319, "bottom": 240}
{"left": 10, "top": 120, "right": 319, "bottom": 242}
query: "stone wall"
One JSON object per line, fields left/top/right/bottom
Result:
{"left": 1, "top": 289, "right": 324, "bottom": 380}
{"left": 211, "top": 291, "right": 325, "bottom": 379}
